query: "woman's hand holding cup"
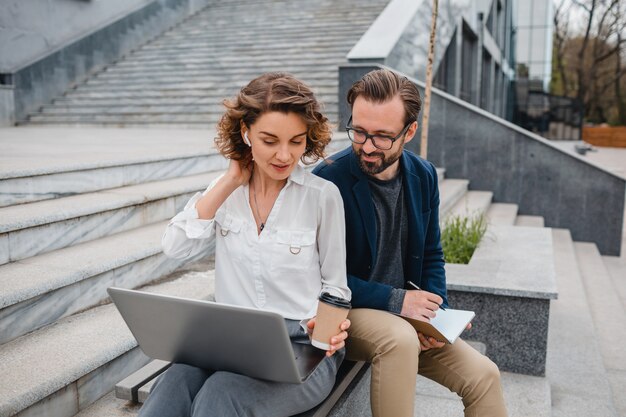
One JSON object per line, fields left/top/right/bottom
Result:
{"left": 306, "top": 317, "right": 351, "bottom": 357}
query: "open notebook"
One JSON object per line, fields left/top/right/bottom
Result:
{"left": 399, "top": 308, "right": 475, "bottom": 344}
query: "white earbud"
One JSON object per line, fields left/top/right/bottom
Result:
{"left": 243, "top": 131, "right": 252, "bottom": 147}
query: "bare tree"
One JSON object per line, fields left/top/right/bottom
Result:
{"left": 552, "top": 0, "right": 626, "bottom": 124}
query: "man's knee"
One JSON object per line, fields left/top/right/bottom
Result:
{"left": 374, "top": 319, "right": 420, "bottom": 357}
{"left": 463, "top": 357, "right": 502, "bottom": 397}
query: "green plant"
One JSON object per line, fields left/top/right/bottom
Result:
{"left": 441, "top": 213, "right": 488, "bottom": 264}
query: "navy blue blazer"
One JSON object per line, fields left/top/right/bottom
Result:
{"left": 313, "top": 147, "right": 448, "bottom": 311}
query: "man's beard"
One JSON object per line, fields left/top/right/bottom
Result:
{"left": 355, "top": 144, "right": 404, "bottom": 177}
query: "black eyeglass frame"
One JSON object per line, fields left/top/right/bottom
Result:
{"left": 345, "top": 116, "right": 413, "bottom": 150}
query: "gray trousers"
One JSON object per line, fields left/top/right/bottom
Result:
{"left": 138, "top": 320, "right": 344, "bottom": 417}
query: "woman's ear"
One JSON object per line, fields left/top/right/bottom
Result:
{"left": 240, "top": 122, "right": 251, "bottom": 147}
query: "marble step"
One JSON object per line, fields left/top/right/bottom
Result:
{"left": 547, "top": 229, "right": 619, "bottom": 417}
{"left": 0, "top": 221, "right": 212, "bottom": 345}
{"left": 127, "top": 44, "right": 356, "bottom": 59}
{"left": 0, "top": 270, "right": 215, "bottom": 417}
{"left": 110, "top": 52, "right": 351, "bottom": 68}
{"left": 0, "top": 172, "right": 221, "bottom": 264}
{"left": 29, "top": 113, "right": 234, "bottom": 124}
{"left": 0, "top": 127, "right": 220, "bottom": 207}
{"left": 28, "top": 113, "right": 340, "bottom": 126}
{"left": 153, "top": 30, "right": 371, "bottom": 46}
{"left": 438, "top": 179, "right": 470, "bottom": 219}
{"left": 82, "top": 72, "right": 339, "bottom": 87}
{"left": 486, "top": 203, "right": 519, "bottom": 226}
{"left": 601, "top": 255, "right": 626, "bottom": 417}
{"left": 514, "top": 215, "right": 545, "bottom": 227}
{"left": 61, "top": 85, "right": 338, "bottom": 100}
{"left": 41, "top": 99, "right": 338, "bottom": 115}
{"left": 66, "top": 79, "right": 338, "bottom": 92}
{"left": 443, "top": 190, "right": 493, "bottom": 222}
{"left": 602, "top": 256, "right": 626, "bottom": 311}
{"left": 574, "top": 243, "right": 626, "bottom": 416}
{"left": 74, "top": 371, "right": 552, "bottom": 417}
{"left": 324, "top": 367, "right": 551, "bottom": 417}
{"left": 93, "top": 66, "right": 344, "bottom": 80}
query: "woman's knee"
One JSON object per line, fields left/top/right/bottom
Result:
{"left": 155, "top": 363, "right": 210, "bottom": 393}
{"left": 191, "top": 372, "right": 245, "bottom": 416}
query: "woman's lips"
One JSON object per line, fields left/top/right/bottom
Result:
{"left": 271, "top": 163, "right": 290, "bottom": 172}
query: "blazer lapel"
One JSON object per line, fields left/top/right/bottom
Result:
{"left": 401, "top": 152, "right": 424, "bottom": 283}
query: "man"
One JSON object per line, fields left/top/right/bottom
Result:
{"left": 313, "top": 69, "right": 507, "bottom": 417}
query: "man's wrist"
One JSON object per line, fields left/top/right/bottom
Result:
{"left": 387, "top": 288, "right": 407, "bottom": 314}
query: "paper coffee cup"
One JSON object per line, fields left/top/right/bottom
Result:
{"left": 311, "top": 292, "right": 351, "bottom": 350}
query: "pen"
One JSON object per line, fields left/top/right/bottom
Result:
{"left": 408, "top": 281, "right": 446, "bottom": 311}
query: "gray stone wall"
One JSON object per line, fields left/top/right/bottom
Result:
{"left": 339, "top": 64, "right": 625, "bottom": 256}
{"left": 0, "top": 0, "right": 211, "bottom": 72}
{"left": 0, "top": 0, "right": 151, "bottom": 72}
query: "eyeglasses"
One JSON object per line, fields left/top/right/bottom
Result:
{"left": 345, "top": 116, "right": 412, "bottom": 150}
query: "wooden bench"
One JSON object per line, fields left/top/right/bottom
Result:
{"left": 116, "top": 359, "right": 368, "bottom": 417}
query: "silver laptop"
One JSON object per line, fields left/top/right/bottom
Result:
{"left": 108, "top": 287, "right": 326, "bottom": 384}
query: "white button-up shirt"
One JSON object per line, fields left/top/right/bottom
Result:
{"left": 162, "top": 165, "right": 351, "bottom": 321}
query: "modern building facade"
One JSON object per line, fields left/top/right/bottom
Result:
{"left": 432, "top": 0, "right": 516, "bottom": 120}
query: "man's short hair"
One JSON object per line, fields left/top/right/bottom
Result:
{"left": 347, "top": 69, "right": 422, "bottom": 125}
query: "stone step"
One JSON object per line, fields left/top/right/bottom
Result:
{"left": 65, "top": 79, "right": 338, "bottom": 92}
{"left": 92, "top": 67, "right": 343, "bottom": 81}
{"left": 326, "top": 366, "right": 551, "bottom": 417}
{"left": 28, "top": 113, "right": 241, "bottom": 124}
{"left": 0, "top": 270, "right": 214, "bottom": 417}
{"left": 443, "top": 190, "right": 493, "bottom": 222}
{"left": 602, "top": 255, "right": 626, "bottom": 417}
{"left": 22, "top": 121, "right": 221, "bottom": 128}
{"left": 602, "top": 256, "right": 626, "bottom": 311}
{"left": 574, "top": 243, "right": 626, "bottom": 416}
{"left": 0, "top": 172, "right": 220, "bottom": 264}
{"left": 547, "top": 229, "right": 619, "bottom": 417}
{"left": 151, "top": 30, "right": 370, "bottom": 47}
{"left": 0, "top": 221, "right": 213, "bottom": 345}
{"left": 60, "top": 85, "right": 338, "bottom": 100}
{"left": 40, "top": 99, "right": 338, "bottom": 115}
{"left": 110, "top": 50, "right": 351, "bottom": 67}
{"left": 134, "top": 35, "right": 362, "bottom": 49}
{"left": 0, "top": 128, "right": 219, "bottom": 207}
{"left": 486, "top": 202, "right": 519, "bottom": 226}
{"left": 27, "top": 113, "right": 340, "bottom": 126}
{"left": 436, "top": 167, "right": 445, "bottom": 182}
{"left": 438, "top": 179, "right": 470, "bottom": 219}
{"left": 83, "top": 72, "right": 339, "bottom": 87}
{"left": 73, "top": 356, "right": 552, "bottom": 417}
{"left": 514, "top": 215, "right": 545, "bottom": 227}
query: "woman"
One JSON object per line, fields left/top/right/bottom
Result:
{"left": 139, "top": 72, "right": 351, "bottom": 417}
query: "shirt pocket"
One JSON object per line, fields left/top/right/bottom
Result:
{"left": 215, "top": 211, "right": 246, "bottom": 261}
{"left": 271, "top": 229, "right": 317, "bottom": 274}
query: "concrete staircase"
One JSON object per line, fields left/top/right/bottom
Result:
{"left": 23, "top": 0, "right": 390, "bottom": 128}
{"left": 2, "top": 127, "right": 623, "bottom": 417}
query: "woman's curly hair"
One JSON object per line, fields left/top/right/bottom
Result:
{"left": 215, "top": 72, "right": 332, "bottom": 165}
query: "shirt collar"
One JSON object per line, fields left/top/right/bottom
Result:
{"left": 288, "top": 164, "right": 306, "bottom": 185}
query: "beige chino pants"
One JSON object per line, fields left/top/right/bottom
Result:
{"left": 345, "top": 309, "right": 508, "bottom": 417}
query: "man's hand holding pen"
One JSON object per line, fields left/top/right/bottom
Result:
{"left": 401, "top": 281, "right": 447, "bottom": 351}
